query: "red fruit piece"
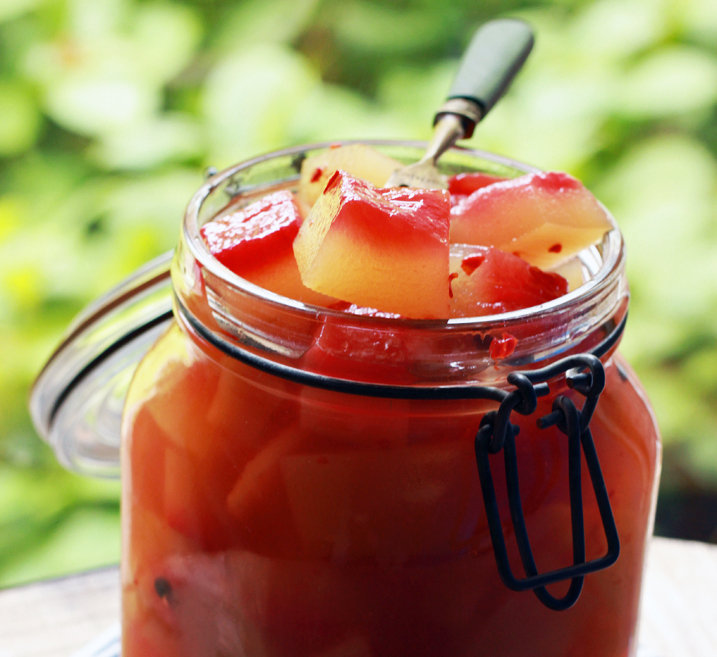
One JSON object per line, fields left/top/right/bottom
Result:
{"left": 281, "top": 439, "right": 479, "bottom": 561}
{"left": 449, "top": 171, "right": 612, "bottom": 269}
{"left": 447, "top": 172, "right": 507, "bottom": 196}
{"left": 201, "top": 190, "right": 301, "bottom": 273}
{"left": 201, "top": 190, "right": 334, "bottom": 305}
{"left": 449, "top": 245, "right": 568, "bottom": 318}
{"left": 301, "top": 307, "right": 416, "bottom": 385}
{"left": 293, "top": 170, "right": 451, "bottom": 319}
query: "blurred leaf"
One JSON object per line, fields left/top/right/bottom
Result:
{"left": 332, "top": 2, "right": 454, "bottom": 55}
{"left": 0, "top": 414, "right": 51, "bottom": 468}
{"left": 376, "top": 60, "right": 455, "bottom": 137}
{"left": 44, "top": 72, "right": 160, "bottom": 136}
{"left": 596, "top": 134, "right": 717, "bottom": 325}
{"left": 130, "top": 1, "right": 203, "bottom": 86}
{"left": 66, "top": 0, "right": 129, "bottom": 40}
{"left": 477, "top": 76, "right": 611, "bottom": 171}
{"left": 0, "top": 151, "right": 91, "bottom": 220}
{"left": 202, "top": 43, "right": 320, "bottom": 166}
{"left": 0, "top": 169, "right": 198, "bottom": 312}
{"left": 684, "top": 431, "right": 717, "bottom": 487}
{"left": 3, "top": 263, "right": 43, "bottom": 311}
{"left": 102, "top": 168, "right": 201, "bottom": 235}
{"left": 681, "top": 0, "right": 717, "bottom": 46}
{"left": 620, "top": 311, "right": 689, "bottom": 365}
{"left": 0, "top": 323, "right": 72, "bottom": 386}
{"left": 0, "top": 465, "right": 117, "bottom": 528}
{"left": 289, "top": 83, "right": 407, "bottom": 143}
{"left": 0, "top": 505, "right": 120, "bottom": 587}
{"left": 619, "top": 47, "right": 717, "bottom": 118}
{"left": 598, "top": 133, "right": 717, "bottom": 238}
{"left": 683, "top": 346, "right": 717, "bottom": 395}
{"left": 24, "top": 2, "right": 201, "bottom": 137}
{"left": 0, "top": 225, "right": 84, "bottom": 315}
{"left": 0, "top": 0, "right": 42, "bottom": 24}
{"left": 89, "top": 113, "right": 204, "bottom": 170}
{"left": 0, "top": 464, "right": 119, "bottom": 582}
{"left": 0, "top": 81, "right": 42, "bottom": 155}
{"left": 0, "top": 195, "right": 25, "bottom": 241}
{"left": 212, "top": 0, "right": 320, "bottom": 52}
{"left": 636, "top": 366, "right": 714, "bottom": 442}
{"left": 569, "top": 0, "right": 669, "bottom": 62}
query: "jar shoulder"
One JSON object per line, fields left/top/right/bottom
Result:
{"left": 601, "top": 351, "right": 662, "bottom": 446}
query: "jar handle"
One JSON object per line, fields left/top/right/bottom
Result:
{"left": 473, "top": 321, "right": 624, "bottom": 611}
{"left": 29, "top": 250, "right": 174, "bottom": 477}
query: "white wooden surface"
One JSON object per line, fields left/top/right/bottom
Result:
{"left": 0, "top": 567, "right": 119, "bottom": 657}
{"left": 0, "top": 537, "right": 714, "bottom": 657}
{"left": 638, "top": 537, "right": 717, "bottom": 657}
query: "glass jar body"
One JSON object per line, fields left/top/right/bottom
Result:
{"left": 119, "top": 141, "right": 660, "bottom": 657}
{"left": 121, "top": 317, "right": 660, "bottom": 657}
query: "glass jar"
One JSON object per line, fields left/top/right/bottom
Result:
{"left": 32, "top": 141, "right": 661, "bottom": 657}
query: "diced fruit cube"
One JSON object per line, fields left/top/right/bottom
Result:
{"left": 280, "top": 440, "right": 479, "bottom": 561}
{"left": 298, "top": 383, "right": 411, "bottom": 453}
{"left": 201, "top": 190, "right": 334, "bottom": 305}
{"left": 301, "top": 304, "right": 418, "bottom": 385}
{"left": 130, "top": 334, "right": 221, "bottom": 460}
{"left": 125, "top": 325, "right": 302, "bottom": 550}
{"left": 449, "top": 244, "right": 568, "bottom": 317}
{"left": 294, "top": 171, "right": 451, "bottom": 319}
{"left": 224, "top": 426, "right": 304, "bottom": 556}
{"left": 299, "top": 144, "right": 402, "bottom": 206}
{"left": 124, "top": 502, "right": 199, "bottom": 584}
{"left": 134, "top": 326, "right": 297, "bottom": 462}
{"left": 226, "top": 427, "right": 301, "bottom": 522}
{"left": 449, "top": 171, "right": 612, "bottom": 269}
{"left": 201, "top": 190, "right": 301, "bottom": 272}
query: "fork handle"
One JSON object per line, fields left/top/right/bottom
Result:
{"left": 435, "top": 18, "right": 534, "bottom": 138}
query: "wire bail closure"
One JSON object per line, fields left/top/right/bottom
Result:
{"left": 474, "top": 354, "right": 620, "bottom": 611}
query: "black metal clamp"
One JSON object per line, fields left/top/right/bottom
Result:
{"left": 474, "top": 351, "right": 621, "bottom": 611}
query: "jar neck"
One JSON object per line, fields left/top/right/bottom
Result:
{"left": 171, "top": 142, "right": 628, "bottom": 390}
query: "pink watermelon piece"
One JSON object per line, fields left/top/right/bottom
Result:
{"left": 201, "top": 190, "right": 301, "bottom": 273}
{"left": 293, "top": 170, "right": 452, "bottom": 319}
{"left": 200, "top": 190, "right": 334, "bottom": 305}
{"left": 449, "top": 171, "right": 612, "bottom": 269}
{"left": 449, "top": 245, "right": 568, "bottom": 318}
{"left": 301, "top": 306, "right": 416, "bottom": 385}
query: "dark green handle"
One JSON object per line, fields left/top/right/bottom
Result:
{"left": 448, "top": 18, "right": 534, "bottom": 116}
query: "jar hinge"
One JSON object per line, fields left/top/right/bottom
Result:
{"left": 474, "top": 348, "right": 621, "bottom": 611}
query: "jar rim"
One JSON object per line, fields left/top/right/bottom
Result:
{"left": 182, "top": 139, "right": 625, "bottom": 333}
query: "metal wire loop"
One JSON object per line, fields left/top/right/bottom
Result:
{"left": 474, "top": 349, "right": 621, "bottom": 611}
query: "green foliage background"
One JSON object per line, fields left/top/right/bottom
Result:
{"left": 1, "top": 0, "right": 716, "bottom": 586}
